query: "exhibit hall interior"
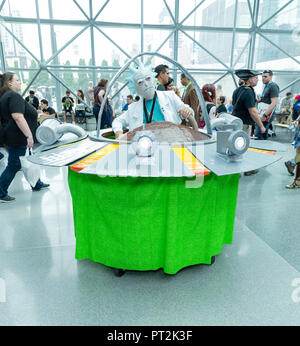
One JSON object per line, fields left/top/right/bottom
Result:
{"left": 0, "top": 0, "right": 300, "bottom": 327}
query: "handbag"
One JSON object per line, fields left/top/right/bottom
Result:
{"left": 19, "top": 148, "right": 40, "bottom": 187}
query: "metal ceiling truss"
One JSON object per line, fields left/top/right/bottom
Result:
{"left": 0, "top": 0, "right": 299, "bottom": 106}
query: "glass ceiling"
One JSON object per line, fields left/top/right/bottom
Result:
{"left": 0, "top": 0, "right": 299, "bottom": 112}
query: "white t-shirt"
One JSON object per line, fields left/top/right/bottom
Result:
{"left": 205, "top": 101, "right": 217, "bottom": 120}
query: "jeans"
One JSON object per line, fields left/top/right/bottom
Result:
{"left": 93, "top": 104, "right": 111, "bottom": 129}
{"left": 255, "top": 120, "right": 272, "bottom": 140}
{"left": 75, "top": 110, "right": 86, "bottom": 118}
{"left": 0, "top": 145, "right": 43, "bottom": 198}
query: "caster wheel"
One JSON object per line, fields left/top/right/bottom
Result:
{"left": 114, "top": 269, "right": 126, "bottom": 277}
{"left": 210, "top": 256, "right": 215, "bottom": 265}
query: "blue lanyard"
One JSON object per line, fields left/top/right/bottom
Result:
{"left": 262, "top": 82, "right": 273, "bottom": 97}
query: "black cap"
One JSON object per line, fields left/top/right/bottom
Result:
{"left": 234, "top": 69, "right": 261, "bottom": 81}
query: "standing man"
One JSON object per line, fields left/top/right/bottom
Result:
{"left": 180, "top": 73, "right": 199, "bottom": 118}
{"left": 232, "top": 69, "right": 266, "bottom": 175}
{"left": 25, "top": 90, "right": 39, "bottom": 110}
{"left": 255, "top": 69, "right": 279, "bottom": 140}
{"left": 154, "top": 64, "right": 169, "bottom": 91}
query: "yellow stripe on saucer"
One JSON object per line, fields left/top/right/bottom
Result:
{"left": 71, "top": 144, "right": 119, "bottom": 172}
{"left": 172, "top": 147, "right": 210, "bottom": 176}
{"left": 248, "top": 147, "right": 276, "bottom": 155}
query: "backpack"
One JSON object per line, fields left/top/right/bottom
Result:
{"left": 292, "top": 101, "right": 300, "bottom": 121}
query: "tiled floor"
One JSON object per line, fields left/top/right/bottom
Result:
{"left": 0, "top": 128, "right": 299, "bottom": 326}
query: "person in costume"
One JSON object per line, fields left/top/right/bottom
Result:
{"left": 232, "top": 69, "right": 265, "bottom": 136}
{"left": 112, "top": 64, "right": 194, "bottom": 138}
{"left": 231, "top": 69, "right": 266, "bottom": 176}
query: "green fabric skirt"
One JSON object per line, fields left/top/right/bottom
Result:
{"left": 68, "top": 169, "right": 239, "bottom": 274}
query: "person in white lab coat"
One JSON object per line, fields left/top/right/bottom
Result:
{"left": 112, "top": 65, "right": 194, "bottom": 138}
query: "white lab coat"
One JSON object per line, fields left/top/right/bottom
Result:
{"left": 112, "top": 90, "right": 194, "bottom": 133}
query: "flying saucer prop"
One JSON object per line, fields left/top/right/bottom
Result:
{"left": 211, "top": 113, "right": 250, "bottom": 161}
{"left": 36, "top": 118, "right": 87, "bottom": 146}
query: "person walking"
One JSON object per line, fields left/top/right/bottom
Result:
{"left": 0, "top": 72, "right": 49, "bottom": 203}
{"left": 232, "top": 69, "right": 266, "bottom": 176}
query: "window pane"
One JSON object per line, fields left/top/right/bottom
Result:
{"left": 258, "top": 0, "right": 300, "bottom": 29}
{"left": 94, "top": 27, "right": 140, "bottom": 66}
{"left": 92, "top": 0, "right": 111, "bottom": 18}
{"left": 144, "top": 29, "right": 174, "bottom": 63}
{"left": 180, "top": 0, "right": 236, "bottom": 27}
{"left": 50, "top": 28, "right": 91, "bottom": 66}
{"left": 144, "top": 0, "right": 174, "bottom": 25}
{"left": 37, "top": 0, "right": 50, "bottom": 19}
{"left": 254, "top": 33, "right": 300, "bottom": 71}
{"left": 96, "top": 0, "right": 141, "bottom": 23}
{"left": 1, "top": 23, "right": 40, "bottom": 68}
{"left": 40, "top": 25, "right": 52, "bottom": 61}
{"left": 0, "top": 0, "right": 36, "bottom": 18}
{"left": 51, "top": 0, "right": 88, "bottom": 20}
{"left": 75, "top": 0, "right": 91, "bottom": 18}
{"left": 232, "top": 33, "right": 251, "bottom": 68}
{"left": 48, "top": 26, "right": 90, "bottom": 65}
{"left": 273, "top": 74, "right": 300, "bottom": 96}
{"left": 179, "top": 30, "right": 231, "bottom": 69}
{"left": 236, "top": 0, "right": 253, "bottom": 28}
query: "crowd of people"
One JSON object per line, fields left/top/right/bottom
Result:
{"left": 1, "top": 65, "right": 300, "bottom": 203}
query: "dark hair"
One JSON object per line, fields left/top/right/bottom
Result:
{"left": 263, "top": 69, "right": 273, "bottom": 76}
{"left": 202, "top": 84, "right": 216, "bottom": 103}
{"left": 286, "top": 92, "right": 292, "bottom": 96}
{"left": 66, "top": 90, "right": 71, "bottom": 94}
{"left": 0, "top": 72, "right": 15, "bottom": 97}
{"left": 135, "top": 95, "right": 140, "bottom": 101}
{"left": 180, "top": 73, "right": 190, "bottom": 80}
{"left": 154, "top": 64, "right": 168, "bottom": 78}
{"left": 219, "top": 96, "right": 226, "bottom": 104}
{"left": 98, "top": 79, "right": 108, "bottom": 87}
{"left": 41, "top": 99, "right": 48, "bottom": 105}
{"left": 127, "top": 95, "right": 133, "bottom": 100}
{"left": 77, "top": 89, "right": 85, "bottom": 100}
{"left": 165, "top": 77, "right": 174, "bottom": 87}
{"left": 29, "top": 90, "right": 35, "bottom": 94}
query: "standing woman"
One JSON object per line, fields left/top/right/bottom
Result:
{"left": 195, "top": 83, "right": 217, "bottom": 128}
{"left": 0, "top": 72, "right": 49, "bottom": 203}
{"left": 75, "top": 89, "right": 86, "bottom": 124}
{"left": 93, "top": 79, "right": 112, "bottom": 129}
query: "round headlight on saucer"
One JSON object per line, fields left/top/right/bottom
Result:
{"left": 132, "top": 130, "right": 157, "bottom": 157}
{"left": 227, "top": 130, "right": 250, "bottom": 156}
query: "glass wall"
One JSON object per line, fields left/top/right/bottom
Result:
{"left": 0, "top": 0, "right": 299, "bottom": 113}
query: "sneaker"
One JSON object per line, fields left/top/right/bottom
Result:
{"left": 285, "top": 180, "right": 300, "bottom": 189}
{"left": 284, "top": 161, "right": 295, "bottom": 176}
{"left": 244, "top": 169, "right": 259, "bottom": 176}
{"left": 0, "top": 195, "right": 15, "bottom": 203}
{"left": 32, "top": 183, "right": 50, "bottom": 191}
